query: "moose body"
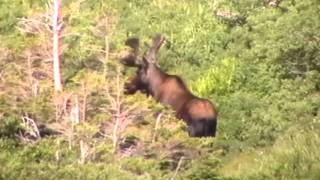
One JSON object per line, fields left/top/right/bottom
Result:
{"left": 122, "top": 35, "right": 218, "bottom": 137}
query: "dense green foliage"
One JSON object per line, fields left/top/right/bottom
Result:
{"left": 0, "top": 0, "right": 319, "bottom": 179}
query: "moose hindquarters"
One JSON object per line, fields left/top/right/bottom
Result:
{"left": 187, "top": 118, "right": 217, "bottom": 137}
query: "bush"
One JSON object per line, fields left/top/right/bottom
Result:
{"left": 0, "top": 116, "right": 21, "bottom": 138}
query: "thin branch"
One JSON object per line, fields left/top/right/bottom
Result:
{"left": 152, "top": 113, "right": 163, "bottom": 143}
{"left": 171, "top": 156, "right": 185, "bottom": 180}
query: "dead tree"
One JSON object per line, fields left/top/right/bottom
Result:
{"left": 52, "top": 0, "right": 63, "bottom": 92}
{"left": 17, "top": 0, "right": 67, "bottom": 94}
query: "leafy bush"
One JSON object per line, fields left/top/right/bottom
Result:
{"left": 192, "top": 57, "right": 238, "bottom": 97}
{"left": 0, "top": 116, "right": 21, "bottom": 138}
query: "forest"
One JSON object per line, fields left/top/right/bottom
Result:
{"left": 0, "top": 0, "right": 319, "bottom": 179}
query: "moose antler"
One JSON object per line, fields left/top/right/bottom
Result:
{"left": 145, "top": 34, "right": 166, "bottom": 63}
{"left": 121, "top": 34, "right": 166, "bottom": 66}
{"left": 121, "top": 37, "right": 140, "bottom": 67}
{"left": 125, "top": 37, "right": 140, "bottom": 51}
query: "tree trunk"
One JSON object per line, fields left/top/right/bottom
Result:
{"left": 52, "top": 0, "right": 63, "bottom": 92}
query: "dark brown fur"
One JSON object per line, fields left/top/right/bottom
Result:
{"left": 122, "top": 34, "right": 218, "bottom": 137}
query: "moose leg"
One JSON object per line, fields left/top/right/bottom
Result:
{"left": 205, "top": 118, "right": 217, "bottom": 137}
{"left": 187, "top": 121, "right": 204, "bottom": 137}
{"left": 188, "top": 119, "right": 216, "bottom": 137}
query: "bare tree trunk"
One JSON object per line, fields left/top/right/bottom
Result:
{"left": 103, "top": 17, "right": 109, "bottom": 77}
{"left": 52, "top": 0, "right": 63, "bottom": 92}
{"left": 79, "top": 140, "right": 88, "bottom": 164}
{"left": 26, "top": 53, "right": 38, "bottom": 96}
{"left": 81, "top": 82, "right": 87, "bottom": 122}
{"left": 112, "top": 66, "right": 121, "bottom": 153}
{"left": 70, "top": 95, "right": 80, "bottom": 124}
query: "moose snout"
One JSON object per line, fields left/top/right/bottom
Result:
{"left": 124, "top": 82, "right": 136, "bottom": 95}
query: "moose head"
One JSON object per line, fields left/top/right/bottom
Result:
{"left": 121, "top": 34, "right": 218, "bottom": 137}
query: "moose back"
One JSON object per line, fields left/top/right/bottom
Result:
{"left": 121, "top": 34, "right": 218, "bottom": 137}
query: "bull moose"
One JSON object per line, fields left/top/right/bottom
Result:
{"left": 121, "top": 34, "right": 218, "bottom": 137}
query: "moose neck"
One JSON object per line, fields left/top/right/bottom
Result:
{"left": 146, "top": 63, "right": 195, "bottom": 114}
{"left": 147, "top": 64, "right": 167, "bottom": 95}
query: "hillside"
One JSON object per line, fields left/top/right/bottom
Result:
{"left": 0, "top": 0, "right": 319, "bottom": 179}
